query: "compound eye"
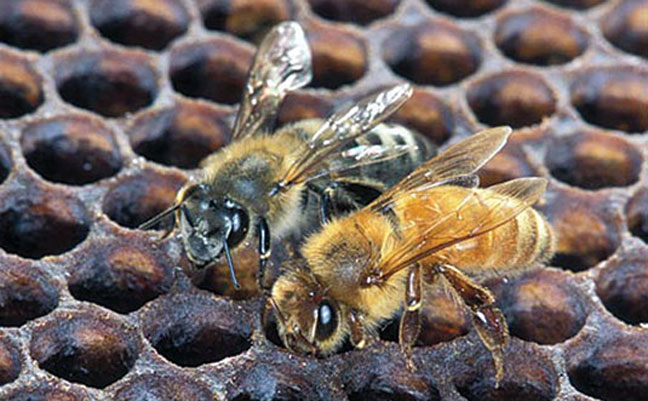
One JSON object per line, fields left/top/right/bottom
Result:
{"left": 315, "top": 300, "right": 337, "bottom": 341}
{"left": 224, "top": 202, "right": 249, "bottom": 247}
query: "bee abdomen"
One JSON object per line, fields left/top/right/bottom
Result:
{"left": 491, "top": 209, "right": 554, "bottom": 269}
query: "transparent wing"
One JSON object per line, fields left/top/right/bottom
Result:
{"left": 371, "top": 126, "right": 512, "bottom": 211}
{"left": 232, "top": 21, "right": 312, "bottom": 140}
{"left": 374, "top": 178, "right": 548, "bottom": 281}
{"left": 273, "top": 84, "right": 413, "bottom": 192}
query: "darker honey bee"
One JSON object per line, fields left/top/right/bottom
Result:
{"left": 140, "top": 22, "right": 434, "bottom": 291}
{"left": 269, "top": 126, "right": 555, "bottom": 383}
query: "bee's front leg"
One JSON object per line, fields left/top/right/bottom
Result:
{"left": 348, "top": 309, "right": 374, "bottom": 349}
{"left": 399, "top": 264, "right": 422, "bottom": 371}
{"left": 257, "top": 217, "right": 271, "bottom": 295}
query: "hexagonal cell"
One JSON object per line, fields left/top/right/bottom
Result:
{"left": 477, "top": 131, "right": 543, "bottom": 187}
{"left": 307, "top": 0, "right": 401, "bottom": 25}
{"left": 30, "top": 311, "right": 139, "bottom": 388}
{"left": 495, "top": 8, "right": 588, "bottom": 66}
{"left": 390, "top": 88, "right": 454, "bottom": 145}
{"left": 343, "top": 352, "right": 440, "bottom": 401}
{"left": 540, "top": 190, "right": 620, "bottom": 271}
{"left": 596, "top": 247, "right": 648, "bottom": 325}
{"left": 570, "top": 67, "right": 648, "bottom": 133}
{"left": 454, "top": 340, "right": 558, "bottom": 401}
{"left": 170, "top": 39, "right": 253, "bottom": 105}
{"left": 542, "top": 0, "right": 607, "bottom": 10}
{"left": 0, "top": 140, "right": 11, "bottom": 185}
{"left": 277, "top": 91, "right": 334, "bottom": 126}
{"left": 0, "top": 0, "right": 78, "bottom": 52}
{"left": 567, "top": 331, "right": 648, "bottom": 401}
{"left": 0, "top": 334, "right": 21, "bottom": 385}
{"left": 497, "top": 269, "right": 587, "bottom": 344}
{"left": 68, "top": 237, "right": 173, "bottom": 314}
{"left": 383, "top": 20, "right": 481, "bottom": 87}
{"left": 306, "top": 24, "right": 367, "bottom": 89}
{"left": 20, "top": 114, "right": 123, "bottom": 185}
{"left": 602, "top": 0, "right": 647, "bottom": 59}
{"left": 142, "top": 293, "right": 251, "bottom": 367}
{"left": 89, "top": 0, "right": 189, "bottom": 50}
{"left": 129, "top": 100, "right": 231, "bottom": 169}
{"left": 0, "top": 185, "right": 90, "bottom": 259}
{"left": 626, "top": 189, "right": 648, "bottom": 244}
{"left": 0, "top": 49, "right": 43, "bottom": 119}
{"left": 424, "top": 0, "right": 506, "bottom": 18}
{"left": 55, "top": 50, "right": 158, "bottom": 118}
{"left": 3, "top": 385, "right": 86, "bottom": 401}
{"left": 102, "top": 169, "right": 186, "bottom": 230}
{"left": 467, "top": 71, "right": 556, "bottom": 128}
{"left": 546, "top": 130, "right": 642, "bottom": 190}
{"left": 112, "top": 373, "right": 214, "bottom": 401}
{"left": 198, "top": 0, "right": 292, "bottom": 43}
{"left": 0, "top": 260, "right": 58, "bottom": 327}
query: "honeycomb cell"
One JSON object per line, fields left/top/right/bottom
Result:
{"left": 596, "top": 248, "right": 648, "bottom": 325}
{"left": 229, "top": 362, "right": 323, "bottom": 401}
{"left": 542, "top": 0, "right": 607, "bottom": 10}
{"left": 383, "top": 21, "right": 481, "bottom": 87}
{"left": 112, "top": 373, "right": 214, "bottom": 401}
{"left": 498, "top": 269, "right": 587, "bottom": 344}
{"left": 477, "top": 131, "right": 542, "bottom": 187}
{"left": 626, "top": 189, "right": 648, "bottom": 244}
{"left": 390, "top": 88, "right": 454, "bottom": 145}
{"left": 90, "top": 0, "right": 189, "bottom": 50}
{"left": 0, "top": 260, "right": 58, "bottom": 327}
{"left": 55, "top": 51, "right": 157, "bottom": 118}
{"left": 198, "top": 0, "right": 292, "bottom": 43}
{"left": 68, "top": 238, "right": 173, "bottom": 314}
{"left": 4, "top": 385, "right": 85, "bottom": 401}
{"left": 495, "top": 8, "right": 588, "bottom": 65}
{"left": 0, "top": 186, "right": 90, "bottom": 258}
{"left": 30, "top": 311, "right": 139, "bottom": 388}
{"left": 546, "top": 130, "right": 642, "bottom": 190}
{"left": 103, "top": 169, "right": 186, "bottom": 230}
{"left": 307, "top": 24, "right": 367, "bottom": 89}
{"left": 0, "top": 140, "right": 11, "bottom": 185}
{"left": 454, "top": 340, "right": 558, "bottom": 401}
{"left": 143, "top": 293, "right": 251, "bottom": 367}
{"left": 129, "top": 100, "right": 231, "bottom": 169}
{"left": 276, "top": 91, "right": 334, "bottom": 126}
{"left": 567, "top": 332, "right": 648, "bottom": 401}
{"left": 0, "top": 50, "right": 43, "bottom": 119}
{"left": 307, "top": 0, "right": 400, "bottom": 25}
{"left": 0, "top": 0, "right": 78, "bottom": 52}
{"left": 20, "top": 115, "right": 123, "bottom": 185}
{"left": 602, "top": 0, "right": 648, "bottom": 59}
{"left": 467, "top": 71, "right": 556, "bottom": 128}
{"left": 170, "top": 39, "right": 252, "bottom": 105}
{"left": 0, "top": 334, "right": 20, "bottom": 385}
{"left": 424, "top": 0, "right": 506, "bottom": 18}
{"left": 570, "top": 68, "right": 648, "bottom": 133}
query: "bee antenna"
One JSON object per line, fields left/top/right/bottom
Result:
{"left": 268, "top": 297, "right": 287, "bottom": 327}
{"left": 138, "top": 203, "right": 181, "bottom": 230}
{"left": 222, "top": 237, "right": 241, "bottom": 289}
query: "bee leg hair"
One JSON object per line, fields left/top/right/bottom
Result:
{"left": 434, "top": 263, "right": 509, "bottom": 387}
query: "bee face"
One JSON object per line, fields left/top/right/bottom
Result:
{"left": 178, "top": 184, "right": 250, "bottom": 266}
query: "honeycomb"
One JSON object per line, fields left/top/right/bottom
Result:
{"left": 0, "top": 0, "right": 646, "bottom": 400}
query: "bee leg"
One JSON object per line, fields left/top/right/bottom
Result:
{"left": 435, "top": 263, "right": 509, "bottom": 387}
{"left": 400, "top": 265, "right": 422, "bottom": 371}
{"left": 348, "top": 309, "right": 374, "bottom": 349}
{"left": 257, "top": 217, "right": 271, "bottom": 295}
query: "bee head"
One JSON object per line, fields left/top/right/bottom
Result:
{"left": 178, "top": 184, "right": 250, "bottom": 267}
{"left": 270, "top": 260, "right": 347, "bottom": 356}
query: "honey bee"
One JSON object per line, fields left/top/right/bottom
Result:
{"left": 269, "top": 126, "right": 554, "bottom": 383}
{"left": 140, "top": 22, "right": 434, "bottom": 291}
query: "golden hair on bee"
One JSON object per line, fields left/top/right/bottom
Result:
{"left": 270, "top": 126, "right": 555, "bottom": 385}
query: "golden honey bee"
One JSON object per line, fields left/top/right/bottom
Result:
{"left": 269, "top": 126, "right": 554, "bottom": 383}
{"left": 140, "top": 22, "right": 434, "bottom": 291}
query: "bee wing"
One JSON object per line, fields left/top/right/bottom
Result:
{"left": 374, "top": 177, "right": 547, "bottom": 281}
{"left": 371, "top": 126, "right": 512, "bottom": 211}
{"left": 231, "top": 21, "right": 312, "bottom": 140}
{"left": 274, "top": 84, "right": 413, "bottom": 190}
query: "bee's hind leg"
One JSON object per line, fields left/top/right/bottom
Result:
{"left": 434, "top": 263, "right": 509, "bottom": 387}
{"left": 399, "top": 264, "right": 422, "bottom": 371}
